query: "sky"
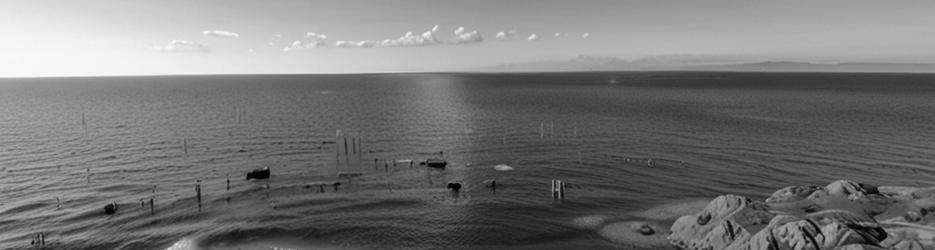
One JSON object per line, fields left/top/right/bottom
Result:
{"left": 2, "top": 0, "right": 935, "bottom": 77}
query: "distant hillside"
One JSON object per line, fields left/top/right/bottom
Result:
{"left": 479, "top": 56, "right": 935, "bottom": 73}
{"left": 691, "top": 61, "right": 935, "bottom": 73}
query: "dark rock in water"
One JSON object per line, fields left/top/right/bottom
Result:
{"left": 426, "top": 158, "right": 447, "bottom": 168}
{"left": 638, "top": 224, "right": 655, "bottom": 235}
{"left": 103, "top": 201, "right": 118, "bottom": 214}
{"left": 447, "top": 182, "right": 462, "bottom": 191}
{"left": 245, "top": 167, "right": 270, "bottom": 180}
{"left": 668, "top": 180, "right": 935, "bottom": 250}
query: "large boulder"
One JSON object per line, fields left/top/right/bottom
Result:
{"left": 668, "top": 195, "right": 774, "bottom": 250}
{"left": 668, "top": 180, "right": 935, "bottom": 250}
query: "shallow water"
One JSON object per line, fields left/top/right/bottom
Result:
{"left": 1, "top": 72, "right": 935, "bottom": 249}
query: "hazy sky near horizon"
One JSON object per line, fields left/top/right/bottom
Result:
{"left": 2, "top": 0, "right": 935, "bottom": 76}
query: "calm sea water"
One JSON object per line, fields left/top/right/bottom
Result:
{"left": 1, "top": 72, "right": 935, "bottom": 249}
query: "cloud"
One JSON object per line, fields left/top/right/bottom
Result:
{"left": 336, "top": 40, "right": 376, "bottom": 48}
{"left": 202, "top": 30, "right": 239, "bottom": 39}
{"left": 152, "top": 40, "right": 209, "bottom": 53}
{"left": 306, "top": 32, "right": 328, "bottom": 40}
{"left": 452, "top": 30, "right": 483, "bottom": 44}
{"left": 335, "top": 25, "right": 483, "bottom": 48}
{"left": 527, "top": 34, "right": 538, "bottom": 41}
{"left": 283, "top": 40, "right": 326, "bottom": 51}
{"left": 495, "top": 30, "right": 516, "bottom": 40}
{"left": 582, "top": 33, "right": 590, "bottom": 38}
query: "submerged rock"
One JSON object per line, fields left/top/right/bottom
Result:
{"left": 571, "top": 215, "right": 608, "bottom": 229}
{"left": 668, "top": 180, "right": 935, "bottom": 250}
{"left": 600, "top": 221, "right": 669, "bottom": 247}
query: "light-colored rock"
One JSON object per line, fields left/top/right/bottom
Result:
{"left": 667, "top": 180, "right": 935, "bottom": 250}
{"left": 767, "top": 185, "right": 821, "bottom": 203}
{"left": 493, "top": 164, "right": 513, "bottom": 171}
{"left": 668, "top": 195, "right": 774, "bottom": 250}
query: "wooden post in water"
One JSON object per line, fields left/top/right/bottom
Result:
{"left": 335, "top": 130, "right": 341, "bottom": 174}
{"left": 56, "top": 197, "right": 61, "bottom": 210}
{"left": 551, "top": 180, "right": 556, "bottom": 199}
{"left": 550, "top": 121, "right": 554, "bottom": 138}
{"left": 195, "top": 179, "right": 202, "bottom": 212}
{"left": 551, "top": 180, "right": 565, "bottom": 200}
{"left": 226, "top": 174, "right": 231, "bottom": 203}
{"left": 343, "top": 136, "right": 350, "bottom": 169}
{"left": 150, "top": 185, "right": 156, "bottom": 215}
{"left": 86, "top": 168, "right": 91, "bottom": 184}
{"left": 540, "top": 122, "right": 544, "bottom": 138}
{"left": 560, "top": 181, "right": 565, "bottom": 199}
{"left": 357, "top": 135, "right": 363, "bottom": 163}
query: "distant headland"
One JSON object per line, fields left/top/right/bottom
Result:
{"left": 480, "top": 55, "right": 935, "bottom": 73}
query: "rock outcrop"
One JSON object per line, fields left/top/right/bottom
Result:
{"left": 669, "top": 180, "right": 935, "bottom": 250}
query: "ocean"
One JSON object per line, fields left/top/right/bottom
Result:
{"left": 1, "top": 72, "right": 935, "bottom": 249}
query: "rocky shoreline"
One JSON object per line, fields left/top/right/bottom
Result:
{"left": 668, "top": 180, "right": 935, "bottom": 250}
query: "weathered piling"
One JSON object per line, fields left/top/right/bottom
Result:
{"left": 551, "top": 179, "right": 566, "bottom": 200}
{"left": 343, "top": 137, "right": 349, "bottom": 167}
{"left": 86, "top": 168, "right": 91, "bottom": 184}
{"left": 335, "top": 130, "right": 341, "bottom": 169}
{"left": 550, "top": 121, "right": 554, "bottom": 138}
{"left": 150, "top": 185, "right": 156, "bottom": 215}
{"left": 195, "top": 179, "right": 202, "bottom": 212}
{"left": 540, "top": 122, "right": 544, "bottom": 138}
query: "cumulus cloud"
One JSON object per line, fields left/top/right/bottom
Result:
{"left": 452, "top": 30, "right": 483, "bottom": 44}
{"left": 306, "top": 32, "right": 328, "bottom": 40}
{"left": 336, "top": 40, "right": 376, "bottom": 48}
{"left": 527, "top": 34, "right": 538, "bottom": 41}
{"left": 582, "top": 33, "right": 590, "bottom": 38}
{"left": 495, "top": 30, "right": 516, "bottom": 40}
{"left": 283, "top": 40, "right": 326, "bottom": 51}
{"left": 202, "top": 30, "right": 239, "bottom": 39}
{"left": 335, "top": 25, "right": 482, "bottom": 48}
{"left": 152, "top": 40, "right": 209, "bottom": 53}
